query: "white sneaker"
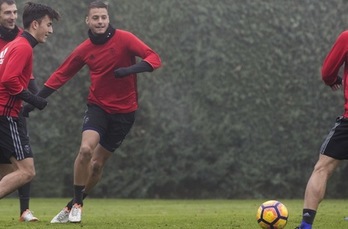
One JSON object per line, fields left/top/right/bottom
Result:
{"left": 50, "top": 207, "right": 70, "bottom": 223}
{"left": 69, "top": 203, "right": 82, "bottom": 223}
{"left": 19, "top": 209, "right": 39, "bottom": 222}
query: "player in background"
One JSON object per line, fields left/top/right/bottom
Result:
{"left": 0, "top": 0, "right": 43, "bottom": 222}
{"left": 24, "top": 0, "right": 161, "bottom": 224}
{"left": 296, "top": 31, "right": 348, "bottom": 229}
{"left": 0, "top": 0, "right": 60, "bottom": 218}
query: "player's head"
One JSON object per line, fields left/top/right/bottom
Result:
{"left": 22, "top": 2, "right": 60, "bottom": 43}
{"left": 86, "top": 1, "right": 109, "bottom": 35}
{"left": 0, "top": 0, "right": 17, "bottom": 30}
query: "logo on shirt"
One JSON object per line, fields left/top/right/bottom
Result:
{"left": 0, "top": 47, "right": 8, "bottom": 64}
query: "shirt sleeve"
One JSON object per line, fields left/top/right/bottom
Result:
{"left": 124, "top": 32, "right": 161, "bottom": 70}
{"left": 45, "top": 50, "right": 85, "bottom": 90}
{"left": 321, "top": 31, "right": 348, "bottom": 85}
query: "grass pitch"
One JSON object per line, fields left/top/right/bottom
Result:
{"left": 0, "top": 198, "right": 348, "bottom": 228}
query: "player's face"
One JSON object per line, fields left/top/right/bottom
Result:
{"left": 34, "top": 15, "right": 54, "bottom": 43}
{"left": 0, "top": 3, "right": 17, "bottom": 30}
{"left": 86, "top": 8, "right": 109, "bottom": 35}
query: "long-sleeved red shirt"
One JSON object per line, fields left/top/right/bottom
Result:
{"left": 45, "top": 29, "right": 161, "bottom": 114}
{"left": 322, "top": 30, "right": 348, "bottom": 118}
{"left": 0, "top": 36, "right": 33, "bottom": 117}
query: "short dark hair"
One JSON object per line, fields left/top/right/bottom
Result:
{"left": 0, "top": 0, "right": 16, "bottom": 6}
{"left": 87, "top": 1, "right": 108, "bottom": 15}
{"left": 22, "top": 2, "right": 60, "bottom": 29}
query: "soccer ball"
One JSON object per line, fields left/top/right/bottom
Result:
{"left": 256, "top": 200, "right": 289, "bottom": 229}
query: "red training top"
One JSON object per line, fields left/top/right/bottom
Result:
{"left": 45, "top": 29, "right": 161, "bottom": 114}
{"left": 0, "top": 36, "right": 33, "bottom": 117}
{"left": 322, "top": 30, "right": 348, "bottom": 118}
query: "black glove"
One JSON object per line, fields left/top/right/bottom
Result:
{"left": 114, "top": 61, "right": 153, "bottom": 78}
{"left": 330, "top": 76, "right": 342, "bottom": 86}
{"left": 114, "top": 67, "right": 130, "bottom": 78}
{"left": 16, "top": 90, "right": 47, "bottom": 110}
{"left": 22, "top": 104, "right": 35, "bottom": 117}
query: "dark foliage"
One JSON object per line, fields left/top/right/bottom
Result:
{"left": 11, "top": 0, "right": 348, "bottom": 198}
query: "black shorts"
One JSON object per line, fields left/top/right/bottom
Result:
{"left": 0, "top": 116, "right": 32, "bottom": 163}
{"left": 320, "top": 116, "right": 348, "bottom": 160}
{"left": 82, "top": 104, "right": 135, "bottom": 152}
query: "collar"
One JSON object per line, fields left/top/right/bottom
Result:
{"left": 0, "top": 25, "right": 20, "bottom": 41}
{"left": 88, "top": 24, "right": 115, "bottom": 45}
{"left": 21, "top": 31, "right": 38, "bottom": 48}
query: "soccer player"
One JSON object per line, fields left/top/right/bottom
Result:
{"left": 0, "top": 0, "right": 60, "bottom": 215}
{"left": 24, "top": 0, "right": 161, "bottom": 223}
{"left": 295, "top": 31, "right": 348, "bottom": 229}
{"left": 0, "top": 0, "right": 43, "bottom": 222}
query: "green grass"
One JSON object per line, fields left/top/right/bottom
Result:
{"left": 1, "top": 198, "right": 348, "bottom": 228}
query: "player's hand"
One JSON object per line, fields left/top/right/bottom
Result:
{"left": 114, "top": 67, "right": 130, "bottom": 78}
{"left": 330, "top": 84, "right": 341, "bottom": 91}
{"left": 22, "top": 104, "right": 35, "bottom": 117}
{"left": 330, "top": 76, "right": 342, "bottom": 91}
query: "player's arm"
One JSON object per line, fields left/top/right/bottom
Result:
{"left": 114, "top": 61, "right": 153, "bottom": 78}
{"left": 23, "top": 51, "right": 85, "bottom": 117}
{"left": 113, "top": 31, "right": 161, "bottom": 78}
{"left": 321, "top": 31, "right": 348, "bottom": 87}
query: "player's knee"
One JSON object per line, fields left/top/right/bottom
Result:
{"left": 21, "top": 168, "right": 35, "bottom": 182}
{"left": 28, "top": 170, "right": 35, "bottom": 180}
{"left": 313, "top": 162, "right": 334, "bottom": 177}
{"left": 78, "top": 145, "right": 93, "bottom": 161}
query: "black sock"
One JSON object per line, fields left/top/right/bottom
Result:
{"left": 73, "top": 185, "right": 85, "bottom": 206}
{"left": 302, "top": 208, "right": 316, "bottom": 225}
{"left": 18, "top": 182, "right": 31, "bottom": 216}
{"left": 67, "top": 190, "right": 88, "bottom": 209}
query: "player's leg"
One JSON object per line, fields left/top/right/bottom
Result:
{"left": 0, "top": 116, "right": 36, "bottom": 198}
{"left": 0, "top": 159, "right": 37, "bottom": 221}
{"left": 296, "top": 155, "right": 339, "bottom": 229}
{"left": 52, "top": 104, "right": 106, "bottom": 224}
{"left": 73, "top": 130, "right": 100, "bottom": 204}
{"left": 68, "top": 147, "right": 111, "bottom": 224}
{"left": 297, "top": 116, "right": 348, "bottom": 229}
{"left": 0, "top": 157, "right": 35, "bottom": 198}
{"left": 51, "top": 130, "right": 100, "bottom": 224}
{"left": 304, "top": 155, "right": 339, "bottom": 209}
{"left": 68, "top": 129, "right": 100, "bottom": 223}
{"left": 18, "top": 182, "right": 38, "bottom": 222}
{"left": 297, "top": 155, "right": 340, "bottom": 229}
{"left": 84, "top": 144, "right": 112, "bottom": 193}
{"left": 16, "top": 109, "right": 38, "bottom": 221}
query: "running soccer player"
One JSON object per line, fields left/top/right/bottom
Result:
{"left": 0, "top": 0, "right": 44, "bottom": 222}
{"left": 296, "top": 31, "right": 348, "bottom": 229}
{"left": 0, "top": 0, "right": 60, "bottom": 212}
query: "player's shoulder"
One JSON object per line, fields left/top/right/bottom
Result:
{"left": 338, "top": 30, "right": 348, "bottom": 39}
{"left": 115, "top": 29, "right": 136, "bottom": 37}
